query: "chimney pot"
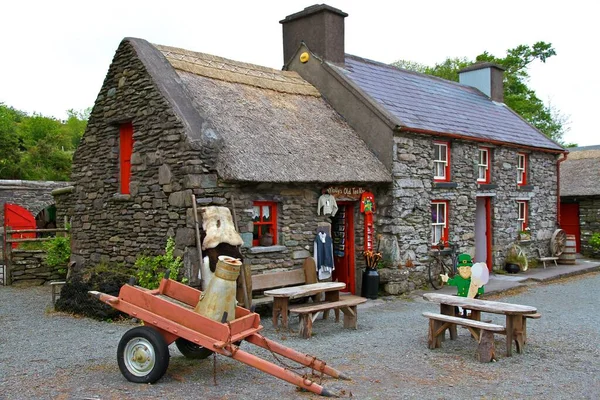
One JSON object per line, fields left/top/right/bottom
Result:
{"left": 458, "top": 62, "right": 505, "bottom": 103}
{"left": 280, "top": 4, "right": 348, "bottom": 66}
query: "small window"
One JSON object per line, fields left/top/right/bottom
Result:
{"left": 252, "top": 202, "right": 277, "bottom": 246}
{"left": 477, "top": 147, "right": 491, "bottom": 183}
{"left": 517, "top": 153, "right": 527, "bottom": 186}
{"left": 433, "top": 141, "right": 450, "bottom": 182}
{"left": 119, "top": 122, "right": 134, "bottom": 194}
{"left": 431, "top": 201, "right": 449, "bottom": 246}
{"left": 517, "top": 201, "right": 528, "bottom": 232}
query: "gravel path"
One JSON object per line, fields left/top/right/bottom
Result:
{"left": 1, "top": 273, "right": 599, "bottom": 400}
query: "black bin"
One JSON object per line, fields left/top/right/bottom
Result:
{"left": 361, "top": 268, "right": 380, "bottom": 299}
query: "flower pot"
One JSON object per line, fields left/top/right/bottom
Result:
{"left": 504, "top": 263, "right": 521, "bottom": 274}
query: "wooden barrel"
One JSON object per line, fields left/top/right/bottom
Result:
{"left": 558, "top": 234, "right": 577, "bottom": 265}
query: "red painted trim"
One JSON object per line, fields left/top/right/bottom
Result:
{"left": 119, "top": 123, "right": 134, "bottom": 194}
{"left": 252, "top": 202, "right": 278, "bottom": 246}
{"left": 346, "top": 202, "right": 355, "bottom": 295}
{"left": 556, "top": 152, "right": 569, "bottom": 228}
{"left": 431, "top": 200, "right": 450, "bottom": 246}
{"left": 477, "top": 147, "right": 492, "bottom": 184}
{"left": 517, "top": 153, "right": 528, "bottom": 186}
{"left": 399, "top": 126, "right": 564, "bottom": 154}
{"left": 517, "top": 200, "right": 529, "bottom": 231}
{"left": 485, "top": 197, "right": 493, "bottom": 271}
{"left": 433, "top": 141, "right": 451, "bottom": 182}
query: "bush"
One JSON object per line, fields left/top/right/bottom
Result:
{"left": 134, "top": 237, "right": 187, "bottom": 289}
{"left": 589, "top": 233, "right": 600, "bottom": 252}
{"left": 43, "top": 235, "right": 70, "bottom": 275}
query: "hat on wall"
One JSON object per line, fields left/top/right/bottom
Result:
{"left": 457, "top": 253, "right": 473, "bottom": 268}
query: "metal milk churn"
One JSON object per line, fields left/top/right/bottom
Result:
{"left": 194, "top": 255, "right": 241, "bottom": 322}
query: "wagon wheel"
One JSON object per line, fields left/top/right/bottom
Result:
{"left": 117, "top": 326, "right": 170, "bottom": 384}
{"left": 551, "top": 229, "right": 567, "bottom": 257}
{"left": 175, "top": 338, "right": 213, "bottom": 359}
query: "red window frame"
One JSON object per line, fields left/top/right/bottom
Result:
{"left": 433, "top": 141, "right": 451, "bottom": 182}
{"left": 517, "top": 201, "right": 528, "bottom": 232}
{"left": 252, "top": 201, "right": 278, "bottom": 246}
{"left": 119, "top": 122, "right": 134, "bottom": 194}
{"left": 517, "top": 153, "right": 527, "bottom": 186}
{"left": 431, "top": 200, "right": 449, "bottom": 246}
{"left": 477, "top": 147, "right": 491, "bottom": 184}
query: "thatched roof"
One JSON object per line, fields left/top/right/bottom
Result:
{"left": 156, "top": 44, "right": 391, "bottom": 183}
{"left": 560, "top": 149, "right": 600, "bottom": 196}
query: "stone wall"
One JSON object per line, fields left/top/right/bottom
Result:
{"left": 375, "top": 132, "right": 559, "bottom": 294}
{"left": 578, "top": 196, "right": 600, "bottom": 258}
{"left": 9, "top": 249, "right": 66, "bottom": 285}
{"left": 67, "top": 39, "right": 221, "bottom": 285}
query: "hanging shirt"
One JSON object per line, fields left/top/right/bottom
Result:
{"left": 360, "top": 191, "right": 375, "bottom": 214}
{"left": 317, "top": 194, "right": 338, "bottom": 216}
{"left": 313, "top": 232, "right": 334, "bottom": 280}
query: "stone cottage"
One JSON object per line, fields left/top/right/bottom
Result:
{"left": 559, "top": 146, "right": 600, "bottom": 257}
{"left": 59, "top": 4, "right": 566, "bottom": 296}
{"left": 281, "top": 5, "right": 566, "bottom": 290}
{"left": 55, "top": 36, "right": 391, "bottom": 294}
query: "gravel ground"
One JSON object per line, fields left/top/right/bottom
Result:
{"left": 1, "top": 273, "right": 599, "bottom": 400}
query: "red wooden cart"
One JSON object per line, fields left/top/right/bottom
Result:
{"left": 89, "top": 276, "right": 348, "bottom": 397}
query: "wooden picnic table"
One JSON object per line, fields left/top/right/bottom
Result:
{"left": 265, "top": 282, "right": 346, "bottom": 328}
{"left": 423, "top": 292, "right": 537, "bottom": 356}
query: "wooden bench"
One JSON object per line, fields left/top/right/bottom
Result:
{"left": 523, "top": 312, "right": 541, "bottom": 344}
{"left": 536, "top": 248, "right": 558, "bottom": 269}
{"left": 289, "top": 295, "right": 367, "bottom": 338}
{"left": 423, "top": 312, "right": 506, "bottom": 362}
{"left": 250, "top": 257, "right": 318, "bottom": 307}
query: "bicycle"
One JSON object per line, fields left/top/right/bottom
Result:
{"left": 427, "top": 240, "right": 459, "bottom": 290}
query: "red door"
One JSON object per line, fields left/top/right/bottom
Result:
{"left": 560, "top": 203, "right": 580, "bottom": 252}
{"left": 332, "top": 203, "right": 355, "bottom": 294}
{"left": 4, "top": 203, "right": 36, "bottom": 248}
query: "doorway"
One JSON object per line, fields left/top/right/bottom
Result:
{"left": 331, "top": 202, "right": 355, "bottom": 294}
{"left": 560, "top": 203, "right": 580, "bottom": 252}
{"left": 475, "top": 197, "right": 492, "bottom": 270}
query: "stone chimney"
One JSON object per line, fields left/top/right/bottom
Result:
{"left": 458, "top": 62, "right": 505, "bottom": 103}
{"left": 280, "top": 4, "right": 348, "bottom": 66}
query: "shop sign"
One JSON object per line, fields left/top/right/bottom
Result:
{"left": 324, "top": 186, "right": 366, "bottom": 200}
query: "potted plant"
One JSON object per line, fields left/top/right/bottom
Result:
{"left": 504, "top": 245, "right": 528, "bottom": 273}
{"left": 518, "top": 227, "right": 531, "bottom": 241}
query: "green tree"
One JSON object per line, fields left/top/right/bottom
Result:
{"left": 392, "top": 42, "right": 571, "bottom": 145}
{"left": 0, "top": 104, "right": 89, "bottom": 180}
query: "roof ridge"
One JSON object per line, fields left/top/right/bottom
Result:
{"left": 156, "top": 44, "right": 320, "bottom": 96}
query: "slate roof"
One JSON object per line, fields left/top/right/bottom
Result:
{"left": 560, "top": 149, "right": 600, "bottom": 197}
{"left": 334, "top": 55, "right": 564, "bottom": 152}
{"left": 155, "top": 44, "right": 391, "bottom": 184}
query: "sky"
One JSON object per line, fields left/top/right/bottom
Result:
{"left": 1, "top": 0, "right": 597, "bottom": 146}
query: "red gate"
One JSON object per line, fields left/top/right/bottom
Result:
{"left": 4, "top": 203, "right": 36, "bottom": 249}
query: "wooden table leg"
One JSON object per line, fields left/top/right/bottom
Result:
{"left": 324, "top": 291, "right": 340, "bottom": 320}
{"left": 440, "top": 304, "right": 457, "bottom": 340}
{"left": 272, "top": 297, "right": 290, "bottom": 328}
{"left": 505, "top": 315, "right": 514, "bottom": 357}
{"left": 513, "top": 315, "right": 525, "bottom": 354}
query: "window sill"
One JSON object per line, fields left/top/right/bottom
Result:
{"left": 111, "top": 194, "right": 131, "bottom": 202}
{"left": 433, "top": 182, "right": 458, "bottom": 189}
{"left": 517, "top": 184, "right": 534, "bottom": 191}
{"left": 478, "top": 183, "right": 498, "bottom": 190}
{"left": 247, "top": 245, "right": 287, "bottom": 254}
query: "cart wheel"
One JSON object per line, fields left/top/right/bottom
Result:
{"left": 117, "top": 326, "right": 170, "bottom": 383}
{"left": 175, "top": 338, "right": 213, "bottom": 359}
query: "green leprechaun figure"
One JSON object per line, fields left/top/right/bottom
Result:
{"left": 441, "top": 254, "right": 485, "bottom": 298}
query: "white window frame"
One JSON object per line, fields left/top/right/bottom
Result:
{"left": 517, "top": 201, "right": 528, "bottom": 231}
{"left": 517, "top": 153, "right": 527, "bottom": 185}
{"left": 431, "top": 201, "right": 448, "bottom": 245}
{"left": 433, "top": 142, "right": 449, "bottom": 181}
{"left": 477, "top": 148, "right": 490, "bottom": 183}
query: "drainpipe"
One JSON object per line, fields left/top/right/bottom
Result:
{"left": 556, "top": 151, "right": 569, "bottom": 228}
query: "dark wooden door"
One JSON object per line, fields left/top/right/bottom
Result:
{"left": 4, "top": 203, "right": 36, "bottom": 249}
{"left": 560, "top": 203, "right": 580, "bottom": 252}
